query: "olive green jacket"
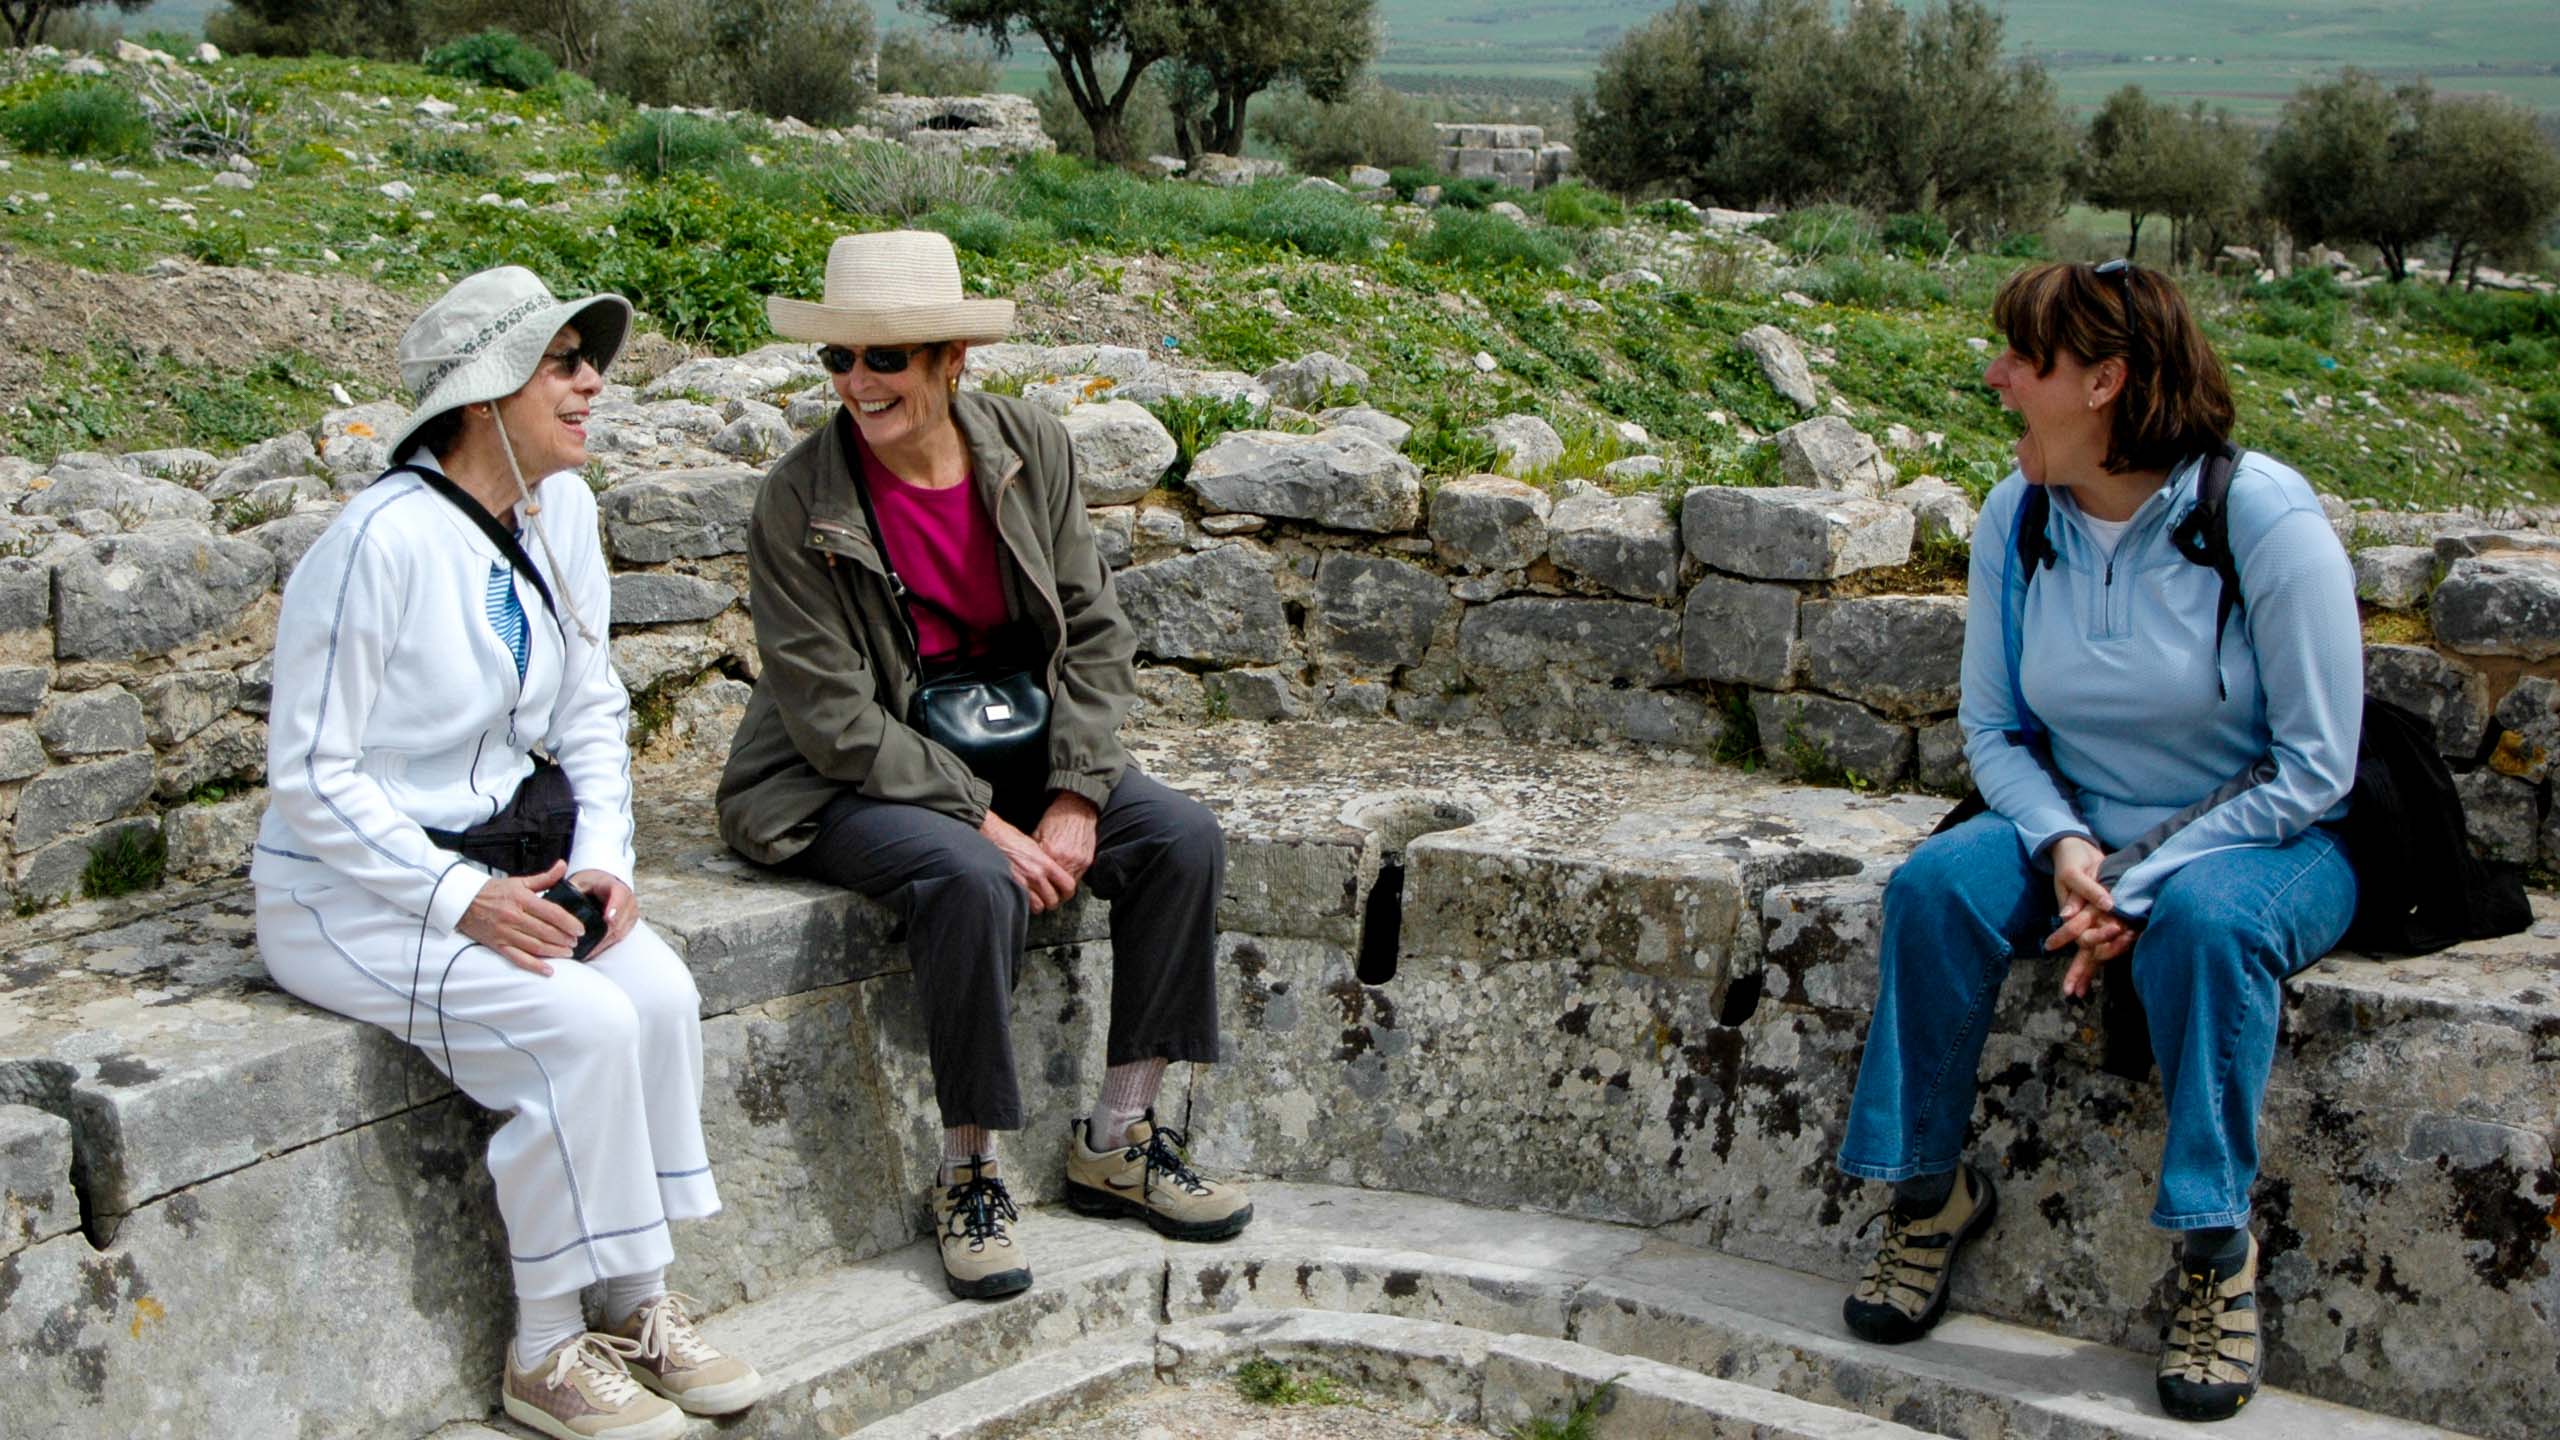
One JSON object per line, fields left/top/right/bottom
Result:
{"left": 715, "top": 392, "right": 1137, "bottom": 865}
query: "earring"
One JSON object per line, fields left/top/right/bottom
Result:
{"left": 948, "top": 373, "right": 961, "bottom": 396}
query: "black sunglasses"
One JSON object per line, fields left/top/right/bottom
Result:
{"left": 819, "top": 344, "right": 932, "bottom": 376}
{"left": 2093, "top": 258, "right": 2145, "bottom": 370}
{"left": 540, "top": 345, "right": 600, "bottom": 379}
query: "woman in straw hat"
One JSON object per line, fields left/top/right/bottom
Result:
{"left": 718, "top": 230, "right": 1252, "bottom": 1301}
{"left": 255, "top": 267, "right": 761, "bottom": 1440}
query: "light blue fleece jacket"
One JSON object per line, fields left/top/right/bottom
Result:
{"left": 1959, "top": 451, "right": 2363, "bottom": 920}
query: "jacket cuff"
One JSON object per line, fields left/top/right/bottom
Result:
{"left": 426, "top": 861, "right": 489, "bottom": 935}
{"left": 1047, "top": 769, "right": 1113, "bottom": 810}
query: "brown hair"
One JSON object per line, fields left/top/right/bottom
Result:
{"left": 1991, "top": 261, "right": 2234, "bottom": 474}
{"left": 394, "top": 407, "right": 466, "bottom": 463}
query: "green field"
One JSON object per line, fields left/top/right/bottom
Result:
{"left": 111, "top": 0, "right": 2560, "bottom": 119}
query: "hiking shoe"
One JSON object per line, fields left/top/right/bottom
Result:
{"left": 2157, "top": 1233, "right": 2262, "bottom": 1422}
{"left": 501, "top": 1332, "right": 684, "bottom": 1440}
{"left": 1842, "top": 1162, "right": 1998, "bottom": 1345}
{"left": 609, "top": 1292, "right": 764, "bottom": 1415}
{"left": 934, "top": 1156, "right": 1032, "bottom": 1300}
{"left": 1065, "top": 1110, "right": 1253, "bottom": 1241}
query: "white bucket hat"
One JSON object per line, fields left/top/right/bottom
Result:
{"left": 766, "top": 230, "right": 1015, "bottom": 348}
{"left": 382, "top": 266, "right": 633, "bottom": 463}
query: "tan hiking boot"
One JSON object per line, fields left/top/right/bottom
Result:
{"left": 609, "top": 1292, "right": 764, "bottom": 1415}
{"left": 2157, "top": 1233, "right": 2262, "bottom": 1422}
{"left": 1842, "top": 1162, "right": 1998, "bottom": 1344}
{"left": 501, "top": 1333, "right": 684, "bottom": 1440}
{"left": 934, "top": 1156, "right": 1032, "bottom": 1300}
{"left": 1065, "top": 1110, "right": 1253, "bottom": 1241}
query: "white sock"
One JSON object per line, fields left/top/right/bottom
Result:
{"left": 602, "top": 1267, "right": 667, "bottom": 1327}
{"left": 515, "top": 1290, "right": 587, "bottom": 1371}
{"left": 941, "top": 1126, "right": 993, "bottom": 1183}
{"left": 1086, "top": 1059, "right": 1167, "bottom": 1151}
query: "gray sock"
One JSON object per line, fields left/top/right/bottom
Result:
{"left": 1891, "top": 1167, "right": 1959, "bottom": 1217}
{"left": 2181, "top": 1225, "right": 2248, "bottom": 1267}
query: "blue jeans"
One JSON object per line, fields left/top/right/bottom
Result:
{"left": 1836, "top": 812, "right": 2356, "bottom": 1230}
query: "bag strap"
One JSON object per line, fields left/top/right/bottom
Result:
{"left": 382, "top": 462, "right": 559, "bottom": 620}
{"left": 2002, "top": 485, "right": 2051, "bottom": 747}
{"left": 2167, "top": 439, "right": 2245, "bottom": 699}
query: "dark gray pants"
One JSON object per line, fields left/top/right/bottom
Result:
{"left": 781, "top": 768, "right": 1226, "bottom": 1129}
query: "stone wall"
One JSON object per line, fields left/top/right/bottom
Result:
{"left": 0, "top": 337, "right": 2554, "bottom": 907}
{"left": 1431, "top": 123, "right": 1573, "bottom": 190}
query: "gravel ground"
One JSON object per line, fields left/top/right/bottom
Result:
{"left": 1036, "top": 1383, "right": 1506, "bottom": 1440}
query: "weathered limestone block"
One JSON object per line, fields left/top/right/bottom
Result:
{"left": 1117, "top": 544, "right": 1289, "bottom": 665}
{"left": 1256, "top": 352, "right": 1370, "bottom": 407}
{"left": 865, "top": 94, "right": 1054, "bottom": 157}
{"left": 611, "top": 631, "right": 724, "bottom": 693}
{"left": 1487, "top": 685, "right": 1726, "bottom": 753}
{"left": 15, "top": 752, "right": 155, "bottom": 849}
{"left": 1916, "top": 718, "right": 1968, "bottom": 794}
{"left": 0, "top": 664, "right": 50, "bottom": 712}
{"left": 1886, "top": 476, "right": 1976, "bottom": 546}
{"left": 610, "top": 572, "right": 736, "bottom": 626}
{"left": 17, "top": 815, "right": 159, "bottom": 902}
{"left": 2455, "top": 770, "right": 2538, "bottom": 864}
{"left": 1189, "top": 430, "right": 1422, "bottom": 534}
{"left": 1799, "top": 596, "right": 1965, "bottom": 718}
{"left": 122, "top": 447, "right": 221, "bottom": 480}
{"left": 1680, "top": 574, "right": 1799, "bottom": 688}
{"left": 154, "top": 714, "right": 264, "bottom": 801}
{"left": 1205, "top": 667, "right": 1310, "bottom": 721}
{"left": 0, "top": 556, "right": 45, "bottom": 633}
{"left": 1602, "top": 454, "right": 1668, "bottom": 483}
{"left": 1312, "top": 553, "right": 1450, "bottom": 672}
{"left": 1545, "top": 482, "right": 1679, "bottom": 600}
{"left": 21, "top": 471, "right": 213, "bottom": 526}
{"left": 1752, "top": 691, "right": 1913, "bottom": 786}
{"left": 2433, "top": 554, "right": 2560, "bottom": 659}
{"left": 2489, "top": 675, "right": 2560, "bottom": 782}
{"left": 165, "top": 793, "right": 263, "bottom": 878}
{"left": 314, "top": 400, "right": 406, "bottom": 474}
{"left": 1316, "top": 405, "right": 1412, "bottom": 451}
{"left": 52, "top": 531, "right": 274, "bottom": 660}
{"left": 206, "top": 430, "right": 319, "bottom": 494}
{"left": 1061, "top": 400, "right": 1178, "bottom": 505}
{"left": 598, "top": 467, "right": 761, "bottom": 563}
{"left": 1475, "top": 415, "right": 1564, "bottom": 478}
{"left": 2363, "top": 643, "right": 2488, "bottom": 757}
{"left": 36, "top": 683, "right": 146, "bottom": 757}
{"left": 0, "top": 1104, "right": 76, "bottom": 1256}
{"left": 641, "top": 344, "right": 822, "bottom": 402}
{"left": 1459, "top": 598, "right": 1679, "bottom": 687}
{"left": 1774, "top": 416, "right": 1894, "bottom": 496}
{"left": 0, "top": 720, "right": 47, "bottom": 781}
{"left": 1682, "top": 486, "right": 1912, "bottom": 581}
{"left": 243, "top": 507, "right": 338, "bottom": 585}
{"left": 1736, "top": 324, "right": 1818, "bottom": 413}
{"left": 1088, "top": 506, "right": 1134, "bottom": 570}
{"left": 2353, "top": 545, "right": 2436, "bottom": 610}
{"left": 710, "top": 405, "right": 794, "bottom": 461}
{"left": 1429, "top": 475, "right": 1549, "bottom": 571}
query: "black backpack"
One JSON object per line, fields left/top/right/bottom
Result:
{"left": 1967, "top": 442, "right": 2530, "bottom": 959}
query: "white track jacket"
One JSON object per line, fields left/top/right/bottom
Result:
{"left": 253, "top": 458, "right": 635, "bottom": 931}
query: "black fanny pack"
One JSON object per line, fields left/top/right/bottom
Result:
{"left": 423, "top": 758, "right": 578, "bottom": 875}
{"left": 847, "top": 464, "right": 1053, "bottom": 820}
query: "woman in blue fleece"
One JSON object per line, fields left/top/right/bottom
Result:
{"left": 1833, "top": 261, "right": 2360, "bottom": 1423}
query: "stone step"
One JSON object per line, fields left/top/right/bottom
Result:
{"left": 428, "top": 1184, "right": 2475, "bottom": 1440}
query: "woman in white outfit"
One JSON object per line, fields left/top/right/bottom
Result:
{"left": 254, "top": 267, "right": 760, "bottom": 1440}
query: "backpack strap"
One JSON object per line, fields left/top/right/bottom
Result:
{"left": 2166, "top": 439, "right": 2244, "bottom": 700}
{"left": 381, "top": 462, "right": 560, "bottom": 621}
{"left": 2002, "top": 485, "right": 2053, "bottom": 745}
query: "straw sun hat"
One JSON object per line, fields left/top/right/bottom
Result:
{"left": 382, "top": 266, "right": 632, "bottom": 462}
{"left": 767, "top": 230, "right": 1015, "bottom": 348}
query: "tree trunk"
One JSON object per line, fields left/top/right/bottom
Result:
{"left": 2126, "top": 212, "right": 2144, "bottom": 261}
{"left": 2379, "top": 242, "right": 2408, "bottom": 283}
{"left": 2, "top": 3, "right": 41, "bottom": 48}
{"left": 1089, "top": 111, "right": 1133, "bottom": 166}
{"left": 2443, "top": 239, "right": 2468, "bottom": 290}
{"left": 1210, "top": 87, "right": 1249, "bottom": 156}
{"left": 1173, "top": 114, "right": 1200, "bottom": 165}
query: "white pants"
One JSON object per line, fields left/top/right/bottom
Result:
{"left": 257, "top": 879, "right": 720, "bottom": 1300}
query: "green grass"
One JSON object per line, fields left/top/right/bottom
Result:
{"left": 8, "top": 343, "right": 355, "bottom": 464}
{"left": 80, "top": 825, "right": 168, "bottom": 900}
{"left": 1232, "top": 1358, "right": 1347, "bottom": 1407}
{"left": 1512, "top": 1380, "right": 1619, "bottom": 1440}
{"left": 0, "top": 80, "right": 153, "bottom": 160}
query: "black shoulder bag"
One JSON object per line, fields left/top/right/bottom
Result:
{"left": 846, "top": 466, "right": 1053, "bottom": 823}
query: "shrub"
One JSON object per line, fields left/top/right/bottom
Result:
{"left": 2486, "top": 335, "right": 2559, "bottom": 377}
{"left": 81, "top": 825, "right": 168, "bottom": 901}
{"left": 2393, "top": 360, "right": 2482, "bottom": 397}
{"left": 1404, "top": 401, "right": 1503, "bottom": 475}
{"left": 924, "top": 205, "right": 1054, "bottom": 258}
{"left": 1800, "top": 255, "right": 1950, "bottom": 310}
{"left": 2528, "top": 391, "right": 2560, "bottom": 441}
{"left": 2248, "top": 268, "right": 2346, "bottom": 347}
{"left": 1428, "top": 176, "right": 1505, "bottom": 211}
{"left": 597, "top": 0, "right": 873, "bottom": 123}
{"left": 0, "top": 81, "right": 153, "bottom": 160}
{"left": 388, "top": 133, "right": 495, "bottom": 177}
{"left": 1879, "top": 209, "right": 1953, "bottom": 257}
{"left": 1756, "top": 203, "right": 1876, "bottom": 259}
{"left": 1145, "top": 393, "right": 1264, "bottom": 481}
{"left": 821, "top": 143, "right": 997, "bottom": 222}
{"left": 1535, "top": 182, "right": 1624, "bottom": 230}
{"left": 529, "top": 70, "right": 621, "bottom": 127}
{"left": 600, "top": 111, "right": 745, "bottom": 178}
{"left": 1227, "top": 184, "right": 1382, "bottom": 258}
{"left": 875, "top": 28, "right": 1001, "bottom": 97}
{"left": 1414, "top": 209, "right": 1573, "bottom": 271}
{"left": 425, "top": 29, "right": 559, "bottom": 92}
{"left": 1251, "top": 80, "right": 1437, "bottom": 175}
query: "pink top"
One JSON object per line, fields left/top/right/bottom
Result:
{"left": 859, "top": 435, "right": 1009, "bottom": 662}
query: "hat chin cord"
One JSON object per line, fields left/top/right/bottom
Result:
{"left": 487, "top": 407, "right": 602, "bottom": 648}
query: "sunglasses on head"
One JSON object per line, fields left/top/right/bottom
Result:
{"left": 2092, "top": 258, "right": 2146, "bottom": 369}
{"left": 540, "top": 345, "right": 600, "bottom": 379}
{"left": 819, "top": 344, "right": 932, "bottom": 376}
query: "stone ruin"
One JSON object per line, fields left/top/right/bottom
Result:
{"left": 0, "top": 324, "right": 2553, "bottom": 1438}
{"left": 864, "top": 94, "right": 1053, "bottom": 160}
{"left": 1432, "top": 123, "right": 1573, "bottom": 190}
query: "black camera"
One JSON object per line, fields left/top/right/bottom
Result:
{"left": 542, "top": 880, "right": 610, "bottom": 962}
